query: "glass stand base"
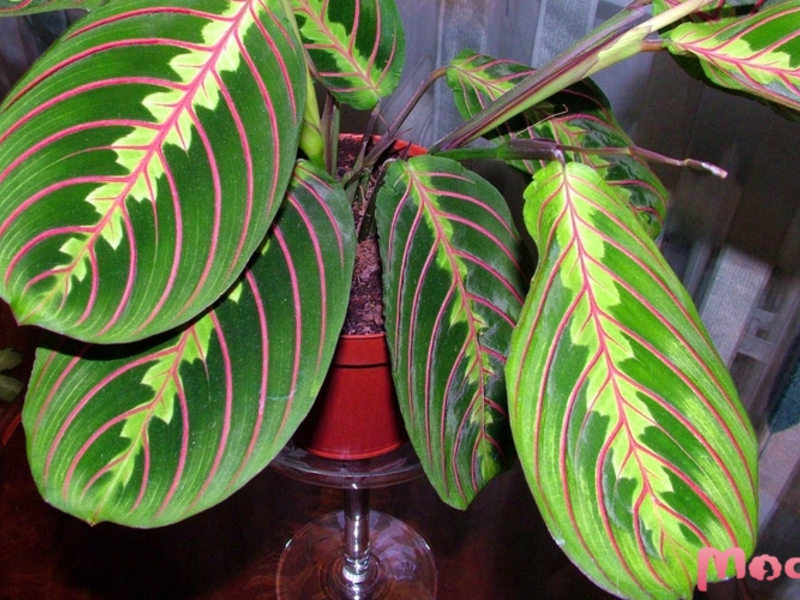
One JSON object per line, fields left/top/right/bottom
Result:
{"left": 276, "top": 510, "right": 437, "bottom": 600}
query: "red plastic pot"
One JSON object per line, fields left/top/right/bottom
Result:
{"left": 294, "top": 332, "right": 407, "bottom": 460}
{"left": 293, "top": 135, "right": 425, "bottom": 461}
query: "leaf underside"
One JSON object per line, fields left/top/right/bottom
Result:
{"left": 377, "top": 155, "right": 527, "bottom": 509}
{"left": 0, "top": 0, "right": 306, "bottom": 343}
{"left": 23, "top": 161, "right": 355, "bottom": 527}
{"left": 506, "top": 161, "right": 758, "bottom": 600}
{"left": 446, "top": 50, "right": 667, "bottom": 239}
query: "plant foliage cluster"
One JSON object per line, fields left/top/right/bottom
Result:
{"left": 1, "top": 0, "right": 797, "bottom": 597}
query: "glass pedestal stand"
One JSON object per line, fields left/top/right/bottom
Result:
{"left": 272, "top": 441, "right": 437, "bottom": 599}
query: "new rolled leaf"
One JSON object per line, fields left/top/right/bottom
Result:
{"left": 0, "top": 0, "right": 306, "bottom": 343}
{"left": 377, "top": 156, "right": 526, "bottom": 509}
{"left": 23, "top": 161, "right": 355, "bottom": 527}
{"left": 291, "top": 0, "right": 405, "bottom": 109}
{"left": 506, "top": 161, "right": 758, "bottom": 599}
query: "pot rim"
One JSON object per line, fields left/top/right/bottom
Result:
{"left": 332, "top": 331, "right": 390, "bottom": 366}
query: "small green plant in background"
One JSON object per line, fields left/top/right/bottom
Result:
{"left": 0, "top": 347, "right": 23, "bottom": 402}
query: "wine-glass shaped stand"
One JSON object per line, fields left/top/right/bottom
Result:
{"left": 272, "top": 440, "right": 437, "bottom": 599}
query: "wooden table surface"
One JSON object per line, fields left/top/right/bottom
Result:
{"left": 0, "top": 425, "right": 625, "bottom": 600}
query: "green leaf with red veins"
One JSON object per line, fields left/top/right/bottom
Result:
{"left": 22, "top": 160, "right": 355, "bottom": 527}
{"left": 0, "top": 0, "right": 306, "bottom": 343}
{"left": 664, "top": 1, "right": 800, "bottom": 113}
{"left": 446, "top": 50, "right": 667, "bottom": 239}
{"left": 653, "top": 0, "right": 771, "bottom": 20}
{"left": 506, "top": 161, "right": 758, "bottom": 600}
{"left": 0, "top": 0, "right": 105, "bottom": 14}
{"left": 376, "top": 156, "right": 527, "bottom": 509}
{"left": 291, "top": 0, "right": 404, "bottom": 110}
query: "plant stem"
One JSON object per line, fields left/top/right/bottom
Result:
{"left": 630, "top": 145, "right": 728, "bottom": 178}
{"left": 436, "top": 138, "right": 727, "bottom": 178}
{"left": 547, "top": 141, "right": 727, "bottom": 178}
{"left": 641, "top": 39, "right": 666, "bottom": 52}
{"left": 321, "top": 94, "right": 340, "bottom": 176}
{"left": 432, "top": 142, "right": 561, "bottom": 163}
{"left": 362, "top": 67, "right": 448, "bottom": 167}
{"left": 356, "top": 163, "right": 390, "bottom": 242}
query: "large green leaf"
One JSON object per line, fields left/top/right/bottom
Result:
{"left": 0, "top": 0, "right": 105, "bottom": 14}
{"left": 446, "top": 50, "right": 667, "bottom": 239}
{"left": 376, "top": 155, "right": 527, "bottom": 509}
{"left": 0, "top": 0, "right": 306, "bottom": 343}
{"left": 506, "top": 161, "right": 758, "bottom": 600}
{"left": 22, "top": 160, "right": 355, "bottom": 527}
{"left": 664, "top": 1, "right": 800, "bottom": 113}
{"left": 291, "top": 0, "right": 404, "bottom": 110}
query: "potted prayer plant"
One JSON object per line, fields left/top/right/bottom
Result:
{"left": 0, "top": 0, "right": 795, "bottom": 597}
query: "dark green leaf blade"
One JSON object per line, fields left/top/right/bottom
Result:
{"left": 377, "top": 156, "right": 527, "bottom": 509}
{"left": 664, "top": 1, "right": 800, "bottom": 114}
{"left": 291, "top": 0, "right": 405, "bottom": 110}
{"left": 506, "top": 161, "right": 758, "bottom": 599}
{"left": 446, "top": 50, "right": 667, "bottom": 239}
{"left": 0, "top": 0, "right": 306, "bottom": 343}
{"left": 22, "top": 161, "right": 355, "bottom": 527}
